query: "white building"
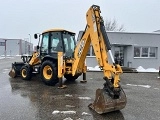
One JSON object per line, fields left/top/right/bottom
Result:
{"left": 78, "top": 31, "right": 160, "bottom": 69}
{"left": 0, "top": 38, "right": 33, "bottom": 56}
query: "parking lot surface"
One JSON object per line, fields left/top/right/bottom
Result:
{"left": 0, "top": 57, "right": 160, "bottom": 120}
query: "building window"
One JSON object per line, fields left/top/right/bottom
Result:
{"left": 149, "top": 47, "right": 156, "bottom": 57}
{"left": 141, "top": 47, "right": 148, "bottom": 57}
{"left": 134, "top": 46, "right": 157, "bottom": 58}
{"left": 134, "top": 47, "right": 141, "bottom": 57}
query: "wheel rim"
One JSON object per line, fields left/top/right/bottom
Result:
{"left": 22, "top": 69, "right": 27, "bottom": 78}
{"left": 43, "top": 65, "right": 53, "bottom": 80}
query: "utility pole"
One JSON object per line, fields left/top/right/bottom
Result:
{"left": 28, "top": 34, "right": 31, "bottom": 54}
{"left": 28, "top": 34, "right": 31, "bottom": 43}
{"left": 5, "top": 40, "right": 7, "bottom": 58}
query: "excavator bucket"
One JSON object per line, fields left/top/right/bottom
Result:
{"left": 9, "top": 62, "right": 25, "bottom": 78}
{"left": 89, "top": 88, "right": 126, "bottom": 114}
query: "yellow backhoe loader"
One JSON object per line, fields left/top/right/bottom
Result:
{"left": 9, "top": 5, "right": 126, "bottom": 114}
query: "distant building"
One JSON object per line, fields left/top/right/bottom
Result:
{"left": 77, "top": 31, "right": 160, "bottom": 69}
{"left": 0, "top": 38, "right": 33, "bottom": 56}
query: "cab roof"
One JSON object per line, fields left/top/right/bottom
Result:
{"left": 42, "top": 28, "right": 75, "bottom": 34}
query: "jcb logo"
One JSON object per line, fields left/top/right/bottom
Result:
{"left": 78, "top": 40, "right": 85, "bottom": 58}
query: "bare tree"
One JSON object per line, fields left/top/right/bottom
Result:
{"left": 105, "top": 18, "right": 125, "bottom": 31}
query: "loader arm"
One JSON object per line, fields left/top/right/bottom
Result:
{"left": 72, "top": 5, "right": 122, "bottom": 90}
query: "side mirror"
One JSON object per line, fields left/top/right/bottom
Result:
{"left": 34, "top": 34, "right": 38, "bottom": 39}
{"left": 37, "top": 45, "right": 39, "bottom": 50}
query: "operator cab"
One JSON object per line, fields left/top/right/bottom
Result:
{"left": 36, "top": 29, "right": 76, "bottom": 59}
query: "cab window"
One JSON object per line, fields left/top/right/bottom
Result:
{"left": 63, "top": 32, "right": 76, "bottom": 57}
{"left": 41, "top": 33, "right": 49, "bottom": 53}
{"left": 51, "top": 32, "right": 63, "bottom": 52}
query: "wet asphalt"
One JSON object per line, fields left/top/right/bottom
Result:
{"left": 0, "top": 57, "right": 160, "bottom": 120}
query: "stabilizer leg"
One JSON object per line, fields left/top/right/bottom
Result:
{"left": 58, "top": 77, "right": 67, "bottom": 89}
{"left": 57, "top": 52, "right": 67, "bottom": 89}
{"left": 80, "top": 65, "right": 87, "bottom": 83}
{"left": 80, "top": 72, "right": 87, "bottom": 83}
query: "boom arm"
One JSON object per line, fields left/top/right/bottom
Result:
{"left": 72, "top": 5, "right": 122, "bottom": 91}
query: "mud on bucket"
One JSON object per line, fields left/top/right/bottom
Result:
{"left": 88, "top": 88, "right": 127, "bottom": 114}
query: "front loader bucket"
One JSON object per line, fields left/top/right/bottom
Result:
{"left": 9, "top": 68, "right": 16, "bottom": 78}
{"left": 89, "top": 88, "right": 126, "bottom": 114}
{"left": 9, "top": 62, "right": 25, "bottom": 78}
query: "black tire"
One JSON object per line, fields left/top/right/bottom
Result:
{"left": 20, "top": 66, "right": 32, "bottom": 80}
{"left": 40, "top": 60, "right": 58, "bottom": 86}
{"left": 64, "top": 74, "right": 79, "bottom": 81}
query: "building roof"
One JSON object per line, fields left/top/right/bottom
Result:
{"left": 106, "top": 31, "right": 160, "bottom": 35}
{"left": 42, "top": 28, "right": 75, "bottom": 34}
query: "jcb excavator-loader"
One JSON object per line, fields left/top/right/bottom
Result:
{"left": 9, "top": 5, "right": 126, "bottom": 114}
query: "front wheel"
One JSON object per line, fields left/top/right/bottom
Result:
{"left": 40, "top": 60, "right": 58, "bottom": 86}
{"left": 20, "top": 66, "right": 32, "bottom": 80}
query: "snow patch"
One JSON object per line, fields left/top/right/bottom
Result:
{"left": 65, "top": 105, "right": 75, "bottom": 108}
{"left": 63, "top": 117, "right": 73, "bottom": 120}
{"left": 22, "top": 54, "right": 30, "bottom": 56}
{"left": 65, "top": 94, "right": 73, "bottom": 97}
{"left": 52, "top": 110, "right": 60, "bottom": 114}
{"left": 88, "top": 65, "right": 159, "bottom": 72}
{"left": 58, "top": 111, "right": 76, "bottom": 114}
{"left": 138, "top": 85, "right": 151, "bottom": 88}
{"left": 76, "top": 118, "right": 84, "bottom": 120}
{"left": 82, "top": 112, "right": 91, "bottom": 116}
{"left": 136, "top": 66, "right": 158, "bottom": 72}
{"left": 0, "top": 56, "right": 14, "bottom": 59}
{"left": 126, "top": 84, "right": 151, "bottom": 88}
{"left": 63, "top": 118, "right": 84, "bottom": 120}
{"left": 87, "top": 66, "right": 101, "bottom": 71}
{"left": 78, "top": 97, "right": 91, "bottom": 100}
{"left": 52, "top": 110, "right": 76, "bottom": 115}
{"left": 154, "top": 88, "right": 159, "bottom": 90}
{"left": 16, "top": 54, "right": 21, "bottom": 56}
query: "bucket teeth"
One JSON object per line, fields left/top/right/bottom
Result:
{"left": 88, "top": 88, "right": 127, "bottom": 114}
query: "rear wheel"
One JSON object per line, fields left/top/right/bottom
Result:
{"left": 20, "top": 66, "right": 32, "bottom": 80}
{"left": 40, "top": 60, "right": 58, "bottom": 86}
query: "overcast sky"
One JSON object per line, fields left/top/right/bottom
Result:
{"left": 0, "top": 0, "right": 160, "bottom": 45}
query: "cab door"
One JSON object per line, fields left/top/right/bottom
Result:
{"left": 40, "top": 33, "right": 49, "bottom": 58}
